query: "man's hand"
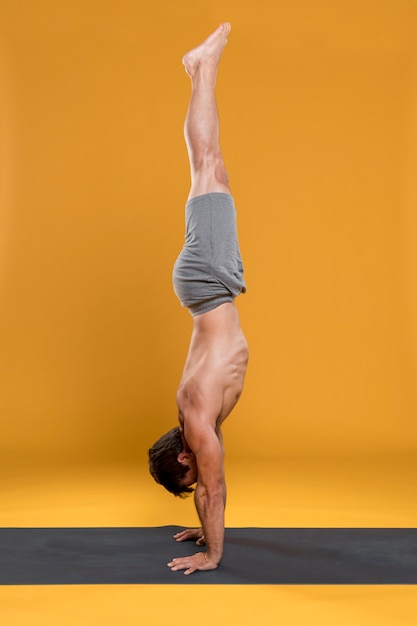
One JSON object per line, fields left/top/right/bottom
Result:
{"left": 167, "top": 552, "right": 218, "bottom": 575}
{"left": 173, "top": 528, "right": 205, "bottom": 546}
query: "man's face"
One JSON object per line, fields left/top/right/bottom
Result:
{"left": 180, "top": 454, "right": 198, "bottom": 487}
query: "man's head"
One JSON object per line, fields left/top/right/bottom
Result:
{"left": 148, "top": 426, "right": 198, "bottom": 497}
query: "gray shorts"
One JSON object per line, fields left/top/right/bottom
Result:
{"left": 172, "top": 192, "right": 246, "bottom": 316}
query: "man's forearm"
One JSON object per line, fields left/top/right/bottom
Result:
{"left": 194, "top": 482, "right": 226, "bottom": 564}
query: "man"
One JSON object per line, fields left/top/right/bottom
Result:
{"left": 148, "top": 22, "right": 248, "bottom": 575}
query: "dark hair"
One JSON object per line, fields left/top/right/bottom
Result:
{"left": 148, "top": 427, "right": 194, "bottom": 497}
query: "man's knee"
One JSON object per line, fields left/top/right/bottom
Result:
{"left": 191, "top": 152, "right": 228, "bottom": 185}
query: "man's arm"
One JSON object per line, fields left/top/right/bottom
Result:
{"left": 167, "top": 419, "right": 225, "bottom": 575}
{"left": 193, "top": 430, "right": 226, "bottom": 564}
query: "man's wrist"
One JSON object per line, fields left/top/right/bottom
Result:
{"left": 204, "top": 552, "right": 220, "bottom": 565}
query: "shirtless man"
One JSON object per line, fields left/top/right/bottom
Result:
{"left": 148, "top": 23, "right": 248, "bottom": 575}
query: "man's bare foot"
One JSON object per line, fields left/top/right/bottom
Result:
{"left": 182, "top": 23, "right": 231, "bottom": 78}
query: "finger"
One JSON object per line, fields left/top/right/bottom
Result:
{"left": 168, "top": 562, "right": 183, "bottom": 571}
{"left": 168, "top": 558, "right": 189, "bottom": 571}
{"left": 184, "top": 566, "right": 196, "bottom": 575}
{"left": 174, "top": 530, "right": 188, "bottom": 541}
{"left": 196, "top": 537, "right": 205, "bottom": 546}
{"left": 174, "top": 530, "right": 195, "bottom": 541}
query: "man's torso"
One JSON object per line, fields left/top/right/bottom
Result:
{"left": 177, "top": 302, "right": 248, "bottom": 433}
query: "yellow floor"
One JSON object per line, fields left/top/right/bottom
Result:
{"left": 1, "top": 455, "right": 416, "bottom": 625}
{"left": 1, "top": 585, "right": 416, "bottom": 626}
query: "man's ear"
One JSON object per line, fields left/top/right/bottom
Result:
{"left": 177, "top": 451, "right": 192, "bottom": 464}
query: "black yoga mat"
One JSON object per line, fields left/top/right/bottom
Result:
{"left": 0, "top": 526, "right": 416, "bottom": 585}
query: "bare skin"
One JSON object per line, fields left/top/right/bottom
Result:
{"left": 166, "top": 23, "right": 249, "bottom": 576}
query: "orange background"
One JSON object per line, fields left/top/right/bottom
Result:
{"left": 1, "top": 0, "right": 416, "bottom": 469}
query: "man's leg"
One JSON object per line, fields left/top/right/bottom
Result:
{"left": 182, "top": 23, "right": 231, "bottom": 200}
